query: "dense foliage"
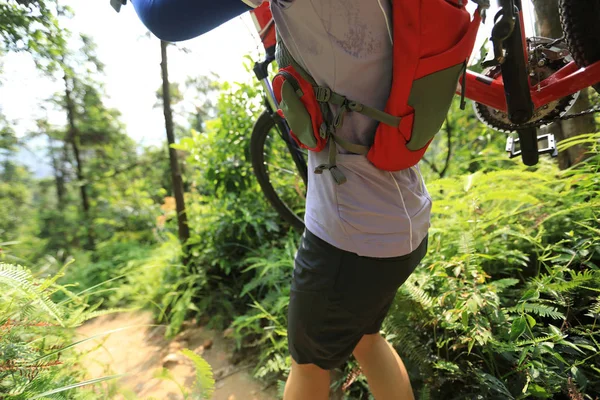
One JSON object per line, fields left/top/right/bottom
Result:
{"left": 2, "top": 2, "right": 600, "bottom": 399}
{"left": 0, "top": 261, "right": 121, "bottom": 399}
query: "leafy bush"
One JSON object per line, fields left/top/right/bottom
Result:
{"left": 173, "top": 70, "right": 292, "bottom": 330}
{"left": 55, "top": 237, "right": 154, "bottom": 307}
{"left": 0, "top": 262, "right": 121, "bottom": 399}
{"left": 225, "top": 134, "right": 600, "bottom": 399}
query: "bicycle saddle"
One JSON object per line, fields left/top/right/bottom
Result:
{"left": 130, "top": 0, "right": 252, "bottom": 42}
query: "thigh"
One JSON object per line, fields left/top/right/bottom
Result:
{"left": 288, "top": 230, "right": 363, "bottom": 370}
{"left": 333, "top": 235, "right": 428, "bottom": 330}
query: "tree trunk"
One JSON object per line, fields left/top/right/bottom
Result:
{"left": 532, "top": 0, "right": 596, "bottom": 169}
{"left": 160, "top": 40, "right": 190, "bottom": 262}
{"left": 48, "top": 136, "right": 66, "bottom": 207}
{"left": 64, "top": 74, "right": 95, "bottom": 250}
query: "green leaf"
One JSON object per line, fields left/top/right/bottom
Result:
{"left": 528, "top": 384, "right": 550, "bottom": 398}
{"left": 559, "top": 340, "right": 585, "bottom": 355}
{"left": 548, "top": 325, "right": 563, "bottom": 337}
{"left": 510, "top": 316, "right": 527, "bottom": 341}
{"left": 517, "top": 347, "right": 529, "bottom": 367}
{"left": 467, "top": 338, "right": 475, "bottom": 354}
{"left": 525, "top": 314, "right": 536, "bottom": 329}
{"left": 476, "top": 372, "right": 514, "bottom": 399}
{"left": 29, "top": 375, "right": 126, "bottom": 399}
{"left": 181, "top": 348, "right": 215, "bottom": 399}
{"left": 520, "top": 289, "right": 540, "bottom": 302}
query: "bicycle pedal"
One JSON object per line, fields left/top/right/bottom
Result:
{"left": 506, "top": 133, "right": 557, "bottom": 159}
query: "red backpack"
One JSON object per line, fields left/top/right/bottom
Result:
{"left": 272, "top": 0, "right": 482, "bottom": 184}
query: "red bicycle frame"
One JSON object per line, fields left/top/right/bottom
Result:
{"left": 459, "top": 6, "right": 600, "bottom": 114}
{"left": 462, "top": 57, "right": 600, "bottom": 113}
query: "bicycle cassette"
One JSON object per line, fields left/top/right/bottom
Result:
{"left": 474, "top": 37, "right": 580, "bottom": 132}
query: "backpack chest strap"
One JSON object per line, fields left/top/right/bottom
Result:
{"left": 312, "top": 85, "right": 403, "bottom": 185}
{"left": 314, "top": 86, "right": 402, "bottom": 129}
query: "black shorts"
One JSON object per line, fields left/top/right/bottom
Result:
{"left": 287, "top": 229, "right": 428, "bottom": 370}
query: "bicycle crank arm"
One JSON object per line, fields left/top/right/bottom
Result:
{"left": 505, "top": 133, "right": 558, "bottom": 159}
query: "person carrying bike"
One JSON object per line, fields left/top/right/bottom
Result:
{"left": 245, "top": 2, "right": 431, "bottom": 399}
{"left": 129, "top": 0, "right": 431, "bottom": 398}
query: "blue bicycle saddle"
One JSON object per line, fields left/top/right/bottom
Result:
{"left": 130, "top": 0, "right": 252, "bottom": 42}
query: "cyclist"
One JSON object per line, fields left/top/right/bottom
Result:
{"left": 130, "top": 0, "right": 431, "bottom": 398}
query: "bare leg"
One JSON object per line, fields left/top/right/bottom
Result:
{"left": 283, "top": 359, "right": 330, "bottom": 400}
{"left": 353, "top": 333, "right": 415, "bottom": 400}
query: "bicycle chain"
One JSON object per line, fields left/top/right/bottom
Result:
{"left": 500, "top": 104, "right": 600, "bottom": 131}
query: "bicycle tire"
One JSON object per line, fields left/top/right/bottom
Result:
{"left": 517, "top": 127, "right": 539, "bottom": 166}
{"left": 559, "top": 0, "right": 600, "bottom": 94}
{"left": 250, "top": 110, "right": 306, "bottom": 232}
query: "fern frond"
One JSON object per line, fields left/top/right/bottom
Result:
{"left": 589, "top": 298, "right": 600, "bottom": 315}
{"left": 518, "top": 304, "right": 565, "bottom": 320}
{"left": 37, "top": 259, "right": 74, "bottom": 292}
{"left": 528, "top": 304, "right": 565, "bottom": 319}
{"left": 385, "top": 322, "right": 431, "bottom": 371}
{"left": 459, "top": 232, "right": 475, "bottom": 256}
{"left": 0, "top": 263, "right": 35, "bottom": 292}
{"left": 542, "top": 270, "right": 596, "bottom": 293}
{"left": 402, "top": 280, "right": 434, "bottom": 309}
{"left": 181, "top": 348, "right": 215, "bottom": 399}
{"left": 418, "top": 384, "right": 431, "bottom": 400}
{"left": 516, "top": 333, "right": 562, "bottom": 347}
{"left": 0, "top": 263, "right": 63, "bottom": 326}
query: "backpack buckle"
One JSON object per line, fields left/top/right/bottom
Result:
{"left": 347, "top": 101, "right": 363, "bottom": 112}
{"left": 314, "top": 87, "right": 332, "bottom": 102}
{"left": 319, "top": 123, "right": 328, "bottom": 139}
{"left": 314, "top": 164, "right": 347, "bottom": 185}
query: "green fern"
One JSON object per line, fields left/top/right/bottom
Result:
{"left": 516, "top": 333, "right": 563, "bottom": 347}
{"left": 386, "top": 323, "right": 432, "bottom": 371}
{"left": 518, "top": 304, "right": 565, "bottom": 320}
{"left": 181, "top": 348, "right": 215, "bottom": 399}
{"left": 589, "top": 298, "right": 600, "bottom": 315}
{"left": 402, "top": 280, "right": 435, "bottom": 309}
{"left": 0, "top": 263, "right": 63, "bottom": 326}
{"left": 542, "top": 270, "right": 597, "bottom": 293}
{"left": 418, "top": 384, "right": 431, "bottom": 400}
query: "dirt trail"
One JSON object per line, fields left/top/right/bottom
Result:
{"left": 76, "top": 311, "right": 278, "bottom": 400}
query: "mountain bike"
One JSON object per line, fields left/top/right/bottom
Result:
{"left": 248, "top": 0, "right": 600, "bottom": 232}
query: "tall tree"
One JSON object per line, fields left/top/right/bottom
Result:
{"left": 532, "top": 0, "right": 597, "bottom": 169}
{"left": 0, "top": 112, "right": 18, "bottom": 182}
{"left": 34, "top": 119, "right": 67, "bottom": 207}
{"left": 185, "top": 74, "right": 220, "bottom": 133}
{"left": 46, "top": 34, "right": 128, "bottom": 249}
{"left": 160, "top": 40, "right": 190, "bottom": 261}
{"left": 0, "top": 0, "right": 67, "bottom": 71}
{"left": 63, "top": 71, "right": 94, "bottom": 249}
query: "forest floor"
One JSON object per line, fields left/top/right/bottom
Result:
{"left": 76, "top": 311, "right": 279, "bottom": 400}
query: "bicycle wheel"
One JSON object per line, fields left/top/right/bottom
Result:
{"left": 250, "top": 111, "right": 307, "bottom": 232}
{"left": 559, "top": 0, "right": 600, "bottom": 93}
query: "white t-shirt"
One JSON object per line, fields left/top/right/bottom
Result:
{"left": 247, "top": 0, "right": 431, "bottom": 257}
